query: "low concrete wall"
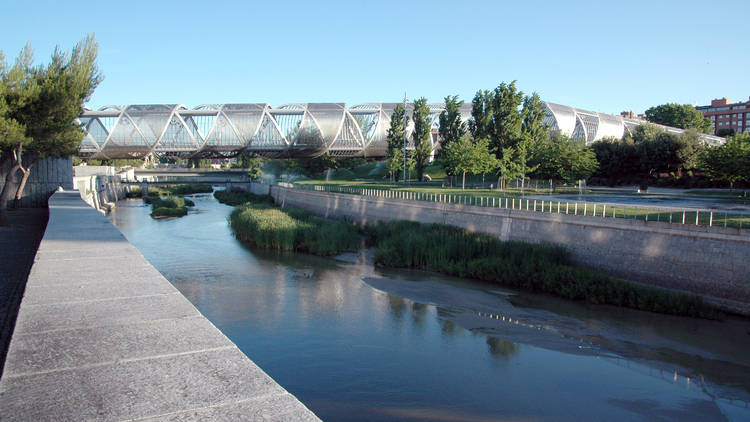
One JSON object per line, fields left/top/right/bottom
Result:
{"left": 74, "top": 174, "right": 128, "bottom": 213}
{"left": 270, "top": 186, "right": 750, "bottom": 314}
{"left": 0, "top": 156, "right": 73, "bottom": 208}
{"left": 0, "top": 191, "right": 319, "bottom": 421}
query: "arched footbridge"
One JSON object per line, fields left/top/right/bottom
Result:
{"left": 76, "top": 102, "right": 723, "bottom": 159}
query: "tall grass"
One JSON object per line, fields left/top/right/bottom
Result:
{"left": 229, "top": 202, "right": 360, "bottom": 256}
{"left": 366, "top": 221, "right": 717, "bottom": 319}
{"left": 214, "top": 189, "right": 273, "bottom": 206}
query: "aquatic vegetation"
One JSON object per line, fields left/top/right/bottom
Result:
{"left": 365, "top": 221, "right": 717, "bottom": 319}
{"left": 149, "top": 195, "right": 192, "bottom": 218}
{"left": 214, "top": 189, "right": 274, "bottom": 206}
{"left": 229, "top": 201, "right": 359, "bottom": 256}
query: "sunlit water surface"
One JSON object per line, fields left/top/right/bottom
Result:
{"left": 108, "top": 193, "right": 750, "bottom": 421}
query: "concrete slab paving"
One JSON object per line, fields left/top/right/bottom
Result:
{"left": 0, "top": 191, "right": 320, "bottom": 421}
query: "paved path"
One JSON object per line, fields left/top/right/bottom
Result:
{"left": 0, "top": 191, "right": 319, "bottom": 421}
{"left": 0, "top": 208, "right": 48, "bottom": 374}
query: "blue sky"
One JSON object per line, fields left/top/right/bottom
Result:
{"left": 1, "top": 0, "right": 747, "bottom": 114}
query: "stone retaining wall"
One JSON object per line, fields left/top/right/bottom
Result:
{"left": 270, "top": 186, "right": 750, "bottom": 314}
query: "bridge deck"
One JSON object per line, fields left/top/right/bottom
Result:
{"left": 0, "top": 191, "right": 319, "bottom": 421}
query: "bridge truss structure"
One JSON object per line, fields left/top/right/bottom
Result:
{"left": 76, "top": 102, "right": 723, "bottom": 159}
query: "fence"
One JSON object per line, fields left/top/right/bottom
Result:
{"left": 278, "top": 182, "right": 749, "bottom": 233}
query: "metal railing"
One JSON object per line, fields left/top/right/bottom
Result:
{"left": 277, "top": 182, "right": 749, "bottom": 233}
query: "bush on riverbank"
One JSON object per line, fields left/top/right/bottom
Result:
{"left": 365, "top": 221, "right": 717, "bottom": 319}
{"left": 149, "top": 195, "right": 193, "bottom": 218}
{"left": 214, "top": 189, "right": 273, "bottom": 206}
{"left": 229, "top": 202, "right": 359, "bottom": 255}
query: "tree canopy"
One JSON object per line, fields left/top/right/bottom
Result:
{"left": 644, "top": 103, "right": 712, "bottom": 134}
{"left": 701, "top": 133, "right": 750, "bottom": 189}
{"left": 385, "top": 103, "right": 408, "bottom": 181}
{"left": 411, "top": 98, "right": 432, "bottom": 181}
{"left": 1, "top": 35, "right": 101, "bottom": 220}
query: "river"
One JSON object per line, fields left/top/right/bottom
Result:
{"left": 107, "top": 192, "right": 750, "bottom": 421}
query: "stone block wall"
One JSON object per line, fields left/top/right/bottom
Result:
{"left": 0, "top": 156, "right": 73, "bottom": 208}
{"left": 270, "top": 186, "right": 750, "bottom": 314}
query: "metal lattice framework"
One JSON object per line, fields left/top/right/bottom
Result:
{"left": 76, "top": 102, "right": 722, "bottom": 159}
{"left": 543, "top": 102, "right": 724, "bottom": 145}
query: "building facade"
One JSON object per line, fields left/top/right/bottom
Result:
{"left": 696, "top": 97, "right": 750, "bottom": 135}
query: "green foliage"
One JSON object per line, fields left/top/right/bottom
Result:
{"left": 644, "top": 103, "right": 712, "bottom": 134}
{"left": 411, "top": 97, "right": 433, "bottom": 181}
{"left": 1, "top": 35, "right": 101, "bottom": 213}
{"left": 533, "top": 134, "right": 599, "bottom": 184}
{"left": 386, "top": 103, "right": 408, "bottom": 181}
{"left": 438, "top": 95, "right": 466, "bottom": 159}
{"left": 213, "top": 189, "right": 274, "bottom": 206}
{"left": 632, "top": 124, "right": 705, "bottom": 175}
{"left": 490, "top": 81, "right": 525, "bottom": 152}
{"left": 229, "top": 200, "right": 360, "bottom": 256}
{"left": 591, "top": 136, "right": 640, "bottom": 182}
{"left": 148, "top": 195, "right": 189, "bottom": 218}
{"left": 521, "top": 92, "right": 550, "bottom": 149}
{"left": 469, "top": 90, "right": 494, "bottom": 140}
{"left": 367, "top": 221, "right": 717, "bottom": 319}
{"left": 443, "top": 137, "right": 498, "bottom": 189}
{"left": 701, "top": 134, "right": 750, "bottom": 189}
{"left": 151, "top": 206, "right": 188, "bottom": 217}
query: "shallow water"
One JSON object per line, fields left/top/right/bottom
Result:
{"left": 108, "top": 194, "right": 750, "bottom": 421}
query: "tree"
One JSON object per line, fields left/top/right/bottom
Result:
{"left": 495, "top": 147, "right": 520, "bottom": 191}
{"left": 497, "top": 139, "right": 538, "bottom": 195}
{"left": 490, "top": 81, "right": 524, "bottom": 152}
{"left": 591, "top": 136, "right": 639, "bottom": 183}
{"left": 411, "top": 98, "right": 432, "bottom": 181}
{"left": 531, "top": 134, "right": 597, "bottom": 189}
{"left": 1, "top": 35, "right": 101, "bottom": 223}
{"left": 701, "top": 134, "right": 750, "bottom": 190}
{"left": 385, "top": 103, "right": 408, "bottom": 181}
{"left": 438, "top": 95, "right": 466, "bottom": 158}
{"left": 521, "top": 92, "right": 549, "bottom": 150}
{"left": 631, "top": 124, "right": 704, "bottom": 176}
{"left": 644, "top": 103, "right": 712, "bottom": 134}
{"left": 468, "top": 90, "right": 493, "bottom": 140}
{"left": 443, "top": 137, "right": 497, "bottom": 190}
{"left": 442, "top": 136, "right": 474, "bottom": 190}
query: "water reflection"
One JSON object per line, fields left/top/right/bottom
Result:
{"left": 108, "top": 194, "right": 750, "bottom": 421}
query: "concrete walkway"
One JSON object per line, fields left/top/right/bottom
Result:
{"left": 0, "top": 191, "right": 319, "bottom": 421}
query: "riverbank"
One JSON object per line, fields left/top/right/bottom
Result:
{"left": 223, "top": 194, "right": 716, "bottom": 318}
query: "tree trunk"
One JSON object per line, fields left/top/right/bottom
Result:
{"left": 0, "top": 163, "right": 22, "bottom": 226}
{"left": 462, "top": 171, "right": 466, "bottom": 190}
{"left": 520, "top": 177, "right": 525, "bottom": 196}
{"left": 13, "top": 161, "right": 34, "bottom": 208}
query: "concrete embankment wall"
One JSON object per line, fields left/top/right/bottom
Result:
{"left": 0, "top": 156, "right": 73, "bottom": 208}
{"left": 0, "top": 191, "right": 319, "bottom": 421}
{"left": 270, "top": 186, "right": 750, "bottom": 314}
{"left": 74, "top": 174, "right": 128, "bottom": 213}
